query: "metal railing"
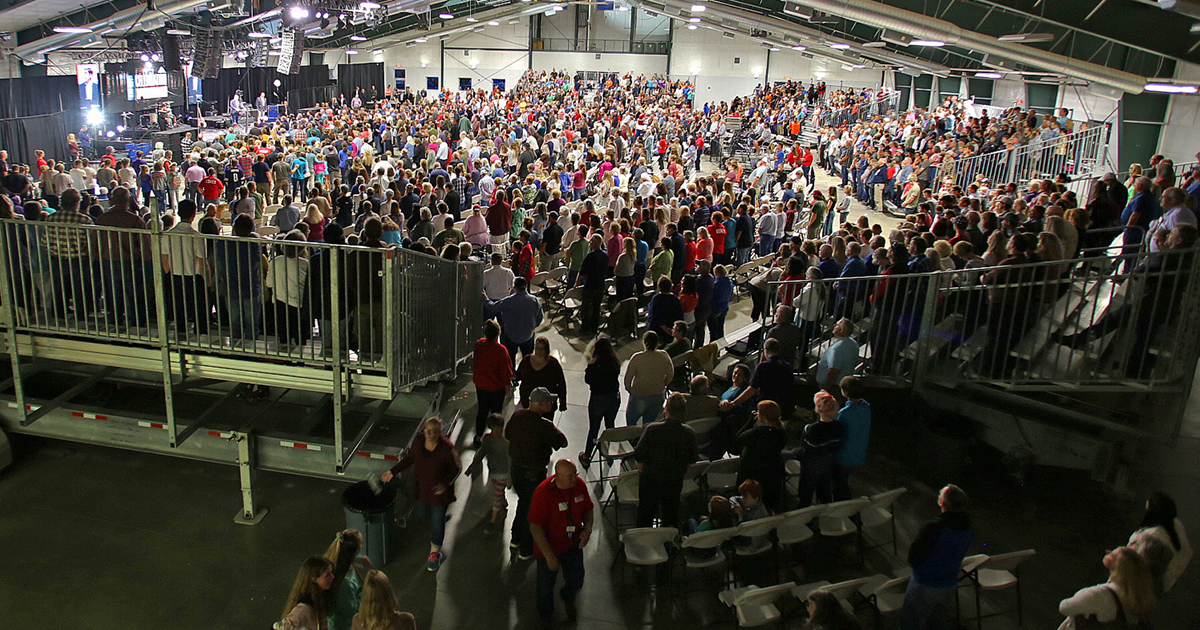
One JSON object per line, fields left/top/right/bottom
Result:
{"left": 768, "top": 244, "right": 1200, "bottom": 393}
{"left": 809, "top": 91, "right": 900, "bottom": 129}
{"left": 0, "top": 219, "right": 482, "bottom": 394}
{"left": 929, "top": 124, "right": 1110, "bottom": 190}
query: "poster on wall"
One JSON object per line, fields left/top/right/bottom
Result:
{"left": 77, "top": 63, "right": 101, "bottom": 108}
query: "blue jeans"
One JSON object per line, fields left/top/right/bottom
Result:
{"left": 227, "top": 295, "right": 261, "bottom": 342}
{"left": 502, "top": 335, "right": 536, "bottom": 367}
{"left": 626, "top": 393, "right": 662, "bottom": 426}
{"left": 536, "top": 545, "right": 585, "bottom": 621}
{"left": 736, "top": 246, "right": 752, "bottom": 266}
{"left": 901, "top": 581, "right": 955, "bottom": 630}
{"left": 414, "top": 501, "right": 448, "bottom": 547}
{"left": 585, "top": 391, "right": 620, "bottom": 459}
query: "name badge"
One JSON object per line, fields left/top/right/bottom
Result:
{"left": 566, "top": 525, "right": 576, "bottom": 538}
{"left": 558, "top": 502, "right": 568, "bottom": 511}
{"left": 574, "top": 495, "right": 585, "bottom": 503}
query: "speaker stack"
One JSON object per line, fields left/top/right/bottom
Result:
{"left": 277, "top": 27, "right": 304, "bottom": 75}
{"left": 191, "top": 28, "right": 223, "bottom": 79}
{"left": 163, "top": 35, "right": 183, "bottom": 72}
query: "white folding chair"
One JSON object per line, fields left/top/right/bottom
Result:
{"left": 685, "top": 416, "right": 722, "bottom": 446}
{"left": 680, "top": 460, "right": 710, "bottom": 499}
{"left": 965, "top": 549, "right": 1037, "bottom": 629}
{"left": 704, "top": 456, "right": 741, "bottom": 495}
{"left": 793, "top": 577, "right": 871, "bottom": 614}
{"left": 681, "top": 527, "right": 738, "bottom": 571}
{"left": 776, "top": 505, "right": 826, "bottom": 546}
{"left": 594, "top": 424, "right": 643, "bottom": 482}
{"left": 719, "top": 582, "right": 796, "bottom": 628}
{"left": 605, "top": 469, "right": 640, "bottom": 531}
{"left": 859, "top": 487, "right": 908, "bottom": 555}
{"left": 784, "top": 459, "right": 802, "bottom": 498}
{"left": 818, "top": 497, "right": 870, "bottom": 565}
{"left": 857, "top": 573, "right": 911, "bottom": 626}
{"left": 734, "top": 514, "right": 786, "bottom": 557}
{"left": 618, "top": 526, "right": 679, "bottom": 589}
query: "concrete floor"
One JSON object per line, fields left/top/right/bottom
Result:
{"left": 2, "top": 168, "right": 1197, "bottom": 629}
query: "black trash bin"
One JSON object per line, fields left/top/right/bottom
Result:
{"left": 342, "top": 480, "right": 397, "bottom": 567}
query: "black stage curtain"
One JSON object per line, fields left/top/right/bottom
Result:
{"left": 201, "top": 65, "right": 331, "bottom": 113}
{"left": 337, "top": 63, "right": 384, "bottom": 99}
{"left": 288, "top": 85, "right": 338, "bottom": 111}
{"left": 0, "top": 76, "right": 81, "bottom": 118}
{"left": 0, "top": 110, "right": 79, "bottom": 166}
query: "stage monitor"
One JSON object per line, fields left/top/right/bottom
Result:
{"left": 77, "top": 63, "right": 101, "bottom": 108}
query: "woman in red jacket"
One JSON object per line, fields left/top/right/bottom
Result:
{"left": 381, "top": 417, "right": 461, "bottom": 572}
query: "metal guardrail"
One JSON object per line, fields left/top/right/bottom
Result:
{"left": 810, "top": 92, "right": 900, "bottom": 129}
{"left": 768, "top": 243, "right": 1200, "bottom": 395}
{"left": 0, "top": 219, "right": 482, "bottom": 395}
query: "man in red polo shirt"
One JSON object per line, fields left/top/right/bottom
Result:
{"left": 472, "top": 319, "right": 512, "bottom": 449}
{"left": 529, "top": 459, "right": 593, "bottom": 625}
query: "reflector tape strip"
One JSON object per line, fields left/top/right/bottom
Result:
{"left": 71, "top": 411, "right": 108, "bottom": 421}
{"left": 355, "top": 451, "right": 400, "bottom": 461}
{"left": 207, "top": 430, "right": 234, "bottom": 439}
{"left": 281, "top": 440, "right": 323, "bottom": 451}
{"left": 138, "top": 421, "right": 167, "bottom": 430}
{"left": 7, "top": 402, "right": 40, "bottom": 411}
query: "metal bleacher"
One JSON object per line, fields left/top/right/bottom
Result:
{"left": 0, "top": 220, "right": 482, "bottom": 511}
{"left": 769, "top": 238, "right": 1200, "bottom": 446}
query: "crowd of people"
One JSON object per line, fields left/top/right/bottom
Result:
{"left": 1, "top": 64, "right": 1196, "bottom": 629}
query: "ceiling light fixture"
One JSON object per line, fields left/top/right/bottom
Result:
{"left": 346, "top": 49, "right": 358, "bottom": 54}
{"left": 687, "top": 24, "right": 697, "bottom": 29}
{"left": 350, "top": 34, "right": 367, "bottom": 40}
{"left": 359, "top": 1, "right": 381, "bottom": 9}
{"left": 722, "top": 31, "right": 735, "bottom": 39}
{"left": 166, "top": 28, "right": 190, "bottom": 35}
{"left": 414, "top": 36, "right": 428, "bottom": 42}
{"left": 792, "top": 45, "right": 805, "bottom": 51}
{"left": 828, "top": 42, "right": 850, "bottom": 49}
{"left": 53, "top": 26, "right": 93, "bottom": 34}
{"left": 1145, "top": 82, "right": 1199, "bottom": 93}
{"left": 289, "top": 6, "right": 309, "bottom": 19}
{"left": 911, "top": 39, "right": 945, "bottom": 46}
{"left": 691, "top": 4, "right": 706, "bottom": 11}
{"left": 488, "top": 20, "right": 500, "bottom": 25}
{"left": 997, "top": 33, "right": 1055, "bottom": 43}
{"left": 439, "top": 12, "right": 453, "bottom": 19}
{"left": 248, "top": 31, "right": 272, "bottom": 38}
{"left": 863, "top": 41, "right": 887, "bottom": 48}
{"left": 466, "top": 16, "right": 477, "bottom": 22}
{"left": 689, "top": 17, "right": 700, "bottom": 22}
{"left": 975, "top": 71, "right": 1002, "bottom": 79}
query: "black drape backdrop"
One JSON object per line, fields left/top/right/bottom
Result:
{"left": 201, "top": 65, "right": 331, "bottom": 113}
{"left": 337, "top": 63, "right": 384, "bottom": 98}
{"left": 0, "top": 76, "right": 81, "bottom": 118}
{"left": 0, "top": 110, "right": 79, "bottom": 165}
{"left": 288, "top": 85, "right": 338, "bottom": 111}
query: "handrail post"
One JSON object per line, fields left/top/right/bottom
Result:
{"left": 331, "top": 248, "right": 345, "bottom": 474}
{"left": 147, "top": 195, "right": 178, "bottom": 447}
{"left": 912, "top": 272, "right": 944, "bottom": 390}
{"left": 0, "top": 221, "right": 29, "bottom": 425}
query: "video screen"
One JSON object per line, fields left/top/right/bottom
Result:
{"left": 77, "top": 63, "right": 100, "bottom": 108}
{"left": 183, "top": 60, "right": 203, "bottom": 105}
{"left": 126, "top": 69, "right": 169, "bottom": 101}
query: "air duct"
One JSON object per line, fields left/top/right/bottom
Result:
{"left": 801, "top": 0, "right": 1147, "bottom": 94}
{"left": 13, "top": 0, "right": 211, "bottom": 61}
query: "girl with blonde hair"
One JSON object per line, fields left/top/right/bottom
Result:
{"left": 1058, "top": 547, "right": 1155, "bottom": 629}
{"left": 352, "top": 571, "right": 416, "bottom": 630}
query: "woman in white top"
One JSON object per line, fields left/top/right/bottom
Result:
{"left": 793, "top": 266, "right": 828, "bottom": 350}
{"left": 1129, "top": 492, "right": 1192, "bottom": 595}
{"left": 1057, "top": 546, "right": 1155, "bottom": 629}
{"left": 266, "top": 231, "right": 310, "bottom": 351}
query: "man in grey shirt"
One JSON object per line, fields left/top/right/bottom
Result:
{"left": 272, "top": 195, "right": 301, "bottom": 232}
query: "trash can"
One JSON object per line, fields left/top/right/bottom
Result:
{"left": 342, "top": 480, "right": 397, "bottom": 567}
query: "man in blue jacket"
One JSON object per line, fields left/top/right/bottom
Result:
{"left": 902, "top": 485, "right": 973, "bottom": 630}
{"left": 832, "top": 376, "right": 871, "bottom": 501}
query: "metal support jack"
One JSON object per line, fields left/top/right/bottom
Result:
{"left": 231, "top": 430, "right": 268, "bottom": 525}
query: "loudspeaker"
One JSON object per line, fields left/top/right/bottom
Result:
{"left": 163, "top": 35, "right": 183, "bottom": 72}
{"left": 191, "top": 28, "right": 222, "bottom": 79}
{"left": 277, "top": 27, "right": 303, "bottom": 74}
